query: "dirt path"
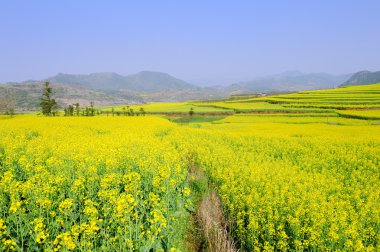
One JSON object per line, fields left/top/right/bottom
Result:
{"left": 188, "top": 164, "right": 237, "bottom": 252}
{"left": 196, "top": 189, "right": 237, "bottom": 252}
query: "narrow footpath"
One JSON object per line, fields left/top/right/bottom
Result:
{"left": 188, "top": 164, "right": 237, "bottom": 252}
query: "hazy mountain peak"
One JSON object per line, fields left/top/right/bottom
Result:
{"left": 137, "top": 70, "right": 167, "bottom": 75}
{"left": 272, "top": 70, "right": 304, "bottom": 78}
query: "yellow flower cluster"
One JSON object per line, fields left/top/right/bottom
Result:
{"left": 1, "top": 107, "right": 379, "bottom": 250}
{"left": 0, "top": 116, "right": 192, "bottom": 251}
{"left": 172, "top": 117, "right": 380, "bottom": 251}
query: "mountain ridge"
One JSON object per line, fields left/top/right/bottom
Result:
{"left": 228, "top": 72, "right": 352, "bottom": 94}
{"left": 2, "top": 70, "right": 370, "bottom": 112}
{"left": 46, "top": 71, "right": 196, "bottom": 92}
{"left": 0, "top": 82, "right": 145, "bottom": 111}
{"left": 340, "top": 70, "right": 380, "bottom": 86}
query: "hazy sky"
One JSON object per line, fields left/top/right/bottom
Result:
{"left": 1, "top": 0, "right": 380, "bottom": 85}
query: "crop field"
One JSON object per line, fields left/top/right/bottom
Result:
{"left": 337, "top": 109, "right": 380, "bottom": 120}
{"left": 1, "top": 84, "right": 380, "bottom": 251}
{"left": 110, "top": 84, "right": 378, "bottom": 115}
{"left": 250, "top": 83, "right": 380, "bottom": 110}
{"left": 102, "top": 102, "right": 233, "bottom": 114}
{"left": 212, "top": 114, "right": 373, "bottom": 126}
{"left": 192, "top": 102, "right": 284, "bottom": 111}
{"left": 243, "top": 84, "right": 378, "bottom": 112}
{"left": 0, "top": 117, "right": 195, "bottom": 251}
{"left": 181, "top": 122, "right": 380, "bottom": 251}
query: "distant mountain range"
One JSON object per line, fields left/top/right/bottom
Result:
{"left": 46, "top": 71, "right": 195, "bottom": 92}
{"left": 228, "top": 71, "right": 352, "bottom": 94}
{"left": 340, "top": 71, "right": 380, "bottom": 87}
{"left": 0, "top": 71, "right": 224, "bottom": 111}
{"left": 0, "top": 83, "right": 143, "bottom": 112}
{"left": 3, "top": 69, "right": 380, "bottom": 112}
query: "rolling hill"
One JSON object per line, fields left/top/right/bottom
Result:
{"left": 2, "top": 70, "right": 373, "bottom": 112}
{"left": 46, "top": 71, "right": 196, "bottom": 92}
{"left": 0, "top": 71, "right": 206, "bottom": 111}
{"left": 340, "top": 70, "right": 380, "bottom": 86}
{"left": 0, "top": 83, "right": 143, "bottom": 111}
{"left": 228, "top": 71, "right": 352, "bottom": 94}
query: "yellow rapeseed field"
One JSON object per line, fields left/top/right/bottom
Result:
{"left": 175, "top": 117, "right": 380, "bottom": 251}
{"left": 0, "top": 116, "right": 192, "bottom": 251}
{"left": 1, "top": 101, "right": 379, "bottom": 251}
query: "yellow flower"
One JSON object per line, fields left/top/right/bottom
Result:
{"left": 183, "top": 187, "right": 191, "bottom": 196}
{"left": 9, "top": 201, "right": 23, "bottom": 214}
{"left": 54, "top": 232, "right": 76, "bottom": 250}
{"left": 59, "top": 198, "right": 74, "bottom": 213}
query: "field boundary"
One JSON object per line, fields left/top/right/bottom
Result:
{"left": 336, "top": 112, "right": 380, "bottom": 120}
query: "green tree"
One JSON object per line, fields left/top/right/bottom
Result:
{"left": 139, "top": 107, "right": 146, "bottom": 116}
{"left": 189, "top": 107, "right": 194, "bottom": 117}
{"left": 90, "top": 101, "right": 95, "bottom": 116}
{"left": 40, "top": 82, "right": 57, "bottom": 116}
{"left": 64, "top": 105, "right": 74, "bottom": 116}
{"left": 63, "top": 107, "right": 68, "bottom": 116}
{"left": 85, "top": 107, "right": 90, "bottom": 116}
{"left": 74, "top": 103, "right": 80, "bottom": 116}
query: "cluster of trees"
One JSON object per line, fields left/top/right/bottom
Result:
{"left": 106, "top": 106, "right": 146, "bottom": 116}
{"left": 63, "top": 102, "right": 99, "bottom": 117}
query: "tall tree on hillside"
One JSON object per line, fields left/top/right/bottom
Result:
{"left": 40, "top": 82, "right": 57, "bottom": 116}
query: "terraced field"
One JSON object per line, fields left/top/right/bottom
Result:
{"left": 102, "top": 102, "right": 233, "bottom": 115}
{"left": 119, "top": 84, "right": 380, "bottom": 119}
{"left": 337, "top": 109, "right": 380, "bottom": 120}
{"left": 250, "top": 83, "right": 380, "bottom": 110}
{"left": 118, "top": 83, "right": 379, "bottom": 115}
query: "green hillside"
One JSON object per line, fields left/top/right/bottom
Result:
{"left": 341, "top": 71, "right": 380, "bottom": 86}
{"left": 228, "top": 72, "right": 351, "bottom": 93}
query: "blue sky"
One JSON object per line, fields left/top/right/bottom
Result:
{"left": 1, "top": 0, "right": 379, "bottom": 85}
